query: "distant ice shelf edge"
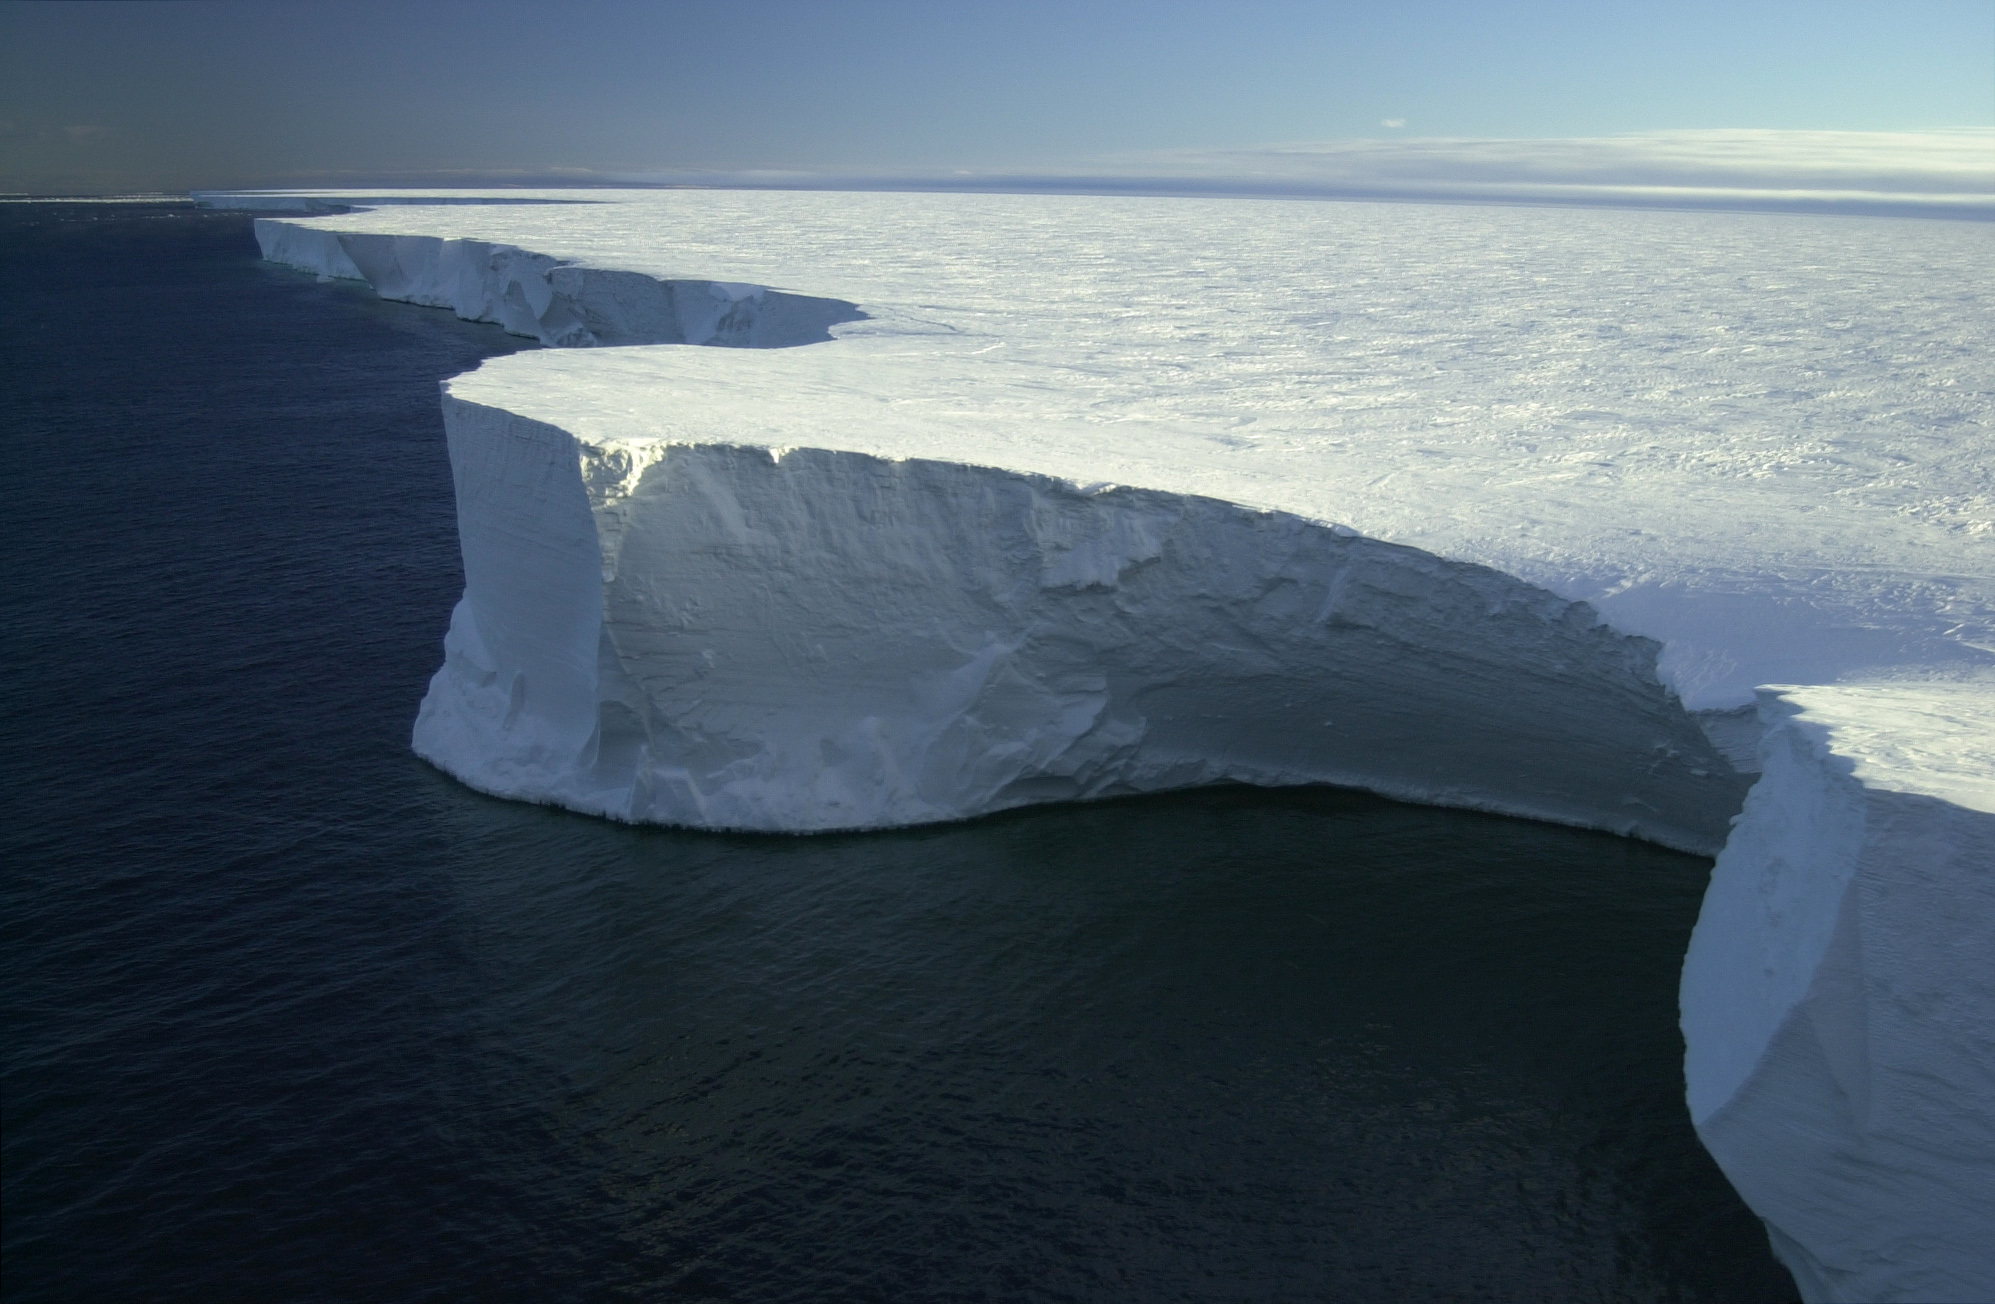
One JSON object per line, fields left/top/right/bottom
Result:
{"left": 244, "top": 207, "right": 1992, "bottom": 1304}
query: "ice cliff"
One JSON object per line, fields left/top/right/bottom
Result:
{"left": 253, "top": 219, "right": 864, "bottom": 348}
{"left": 229, "top": 190, "right": 1992, "bottom": 1302}
{"left": 418, "top": 398, "right": 1744, "bottom": 848}
{"left": 1683, "top": 685, "right": 1993, "bottom": 1302}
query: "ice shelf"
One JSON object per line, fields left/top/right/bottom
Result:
{"left": 209, "top": 187, "right": 1992, "bottom": 1301}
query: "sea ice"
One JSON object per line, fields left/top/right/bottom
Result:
{"left": 210, "top": 187, "right": 1993, "bottom": 1301}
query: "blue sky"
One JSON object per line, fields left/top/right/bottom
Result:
{"left": 1, "top": 0, "right": 1990, "bottom": 194}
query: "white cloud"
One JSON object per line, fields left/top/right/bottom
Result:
{"left": 604, "top": 130, "right": 1995, "bottom": 221}
{"left": 1380, "top": 119, "right": 1406, "bottom": 129}
{"left": 1083, "top": 129, "right": 1995, "bottom": 216}
{"left": 1130, "top": 130, "right": 1992, "bottom": 191}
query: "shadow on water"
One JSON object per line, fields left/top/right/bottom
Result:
{"left": 0, "top": 203, "right": 1795, "bottom": 1302}
{"left": 422, "top": 778, "right": 1794, "bottom": 1303}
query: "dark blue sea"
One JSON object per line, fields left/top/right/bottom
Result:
{"left": 0, "top": 202, "right": 1797, "bottom": 1302}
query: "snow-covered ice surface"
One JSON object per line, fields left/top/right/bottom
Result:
{"left": 215, "top": 188, "right": 1992, "bottom": 1300}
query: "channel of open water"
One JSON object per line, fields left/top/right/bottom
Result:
{"left": 0, "top": 203, "right": 1796, "bottom": 1302}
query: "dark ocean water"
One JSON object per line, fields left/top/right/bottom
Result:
{"left": 0, "top": 203, "right": 1796, "bottom": 1303}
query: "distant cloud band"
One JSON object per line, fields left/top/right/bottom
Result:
{"left": 194, "top": 131, "right": 1995, "bottom": 222}
{"left": 601, "top": 130, "right": 1994, "bottom": 220}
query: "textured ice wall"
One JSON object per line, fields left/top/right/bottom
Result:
{"left": 1683, "top": 685, "right": 1994, "bottom": 1302}
{"left": 254, "top": 219, "right": 864, "bottom": 348}
{"left": 414, "top": 394, "right": 1747, "bottom": 850}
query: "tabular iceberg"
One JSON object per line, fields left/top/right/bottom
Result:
{"left": 213, "top": 187, "right": 1993, "bottom": 1301}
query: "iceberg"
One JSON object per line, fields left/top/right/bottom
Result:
{"left": 208, "top": 187, "right": 1993, "bottom": 1300}
{"left": 1684, "top": 683, "right": 1993, "bottom": 1300}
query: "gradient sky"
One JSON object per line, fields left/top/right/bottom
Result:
{"left": 2, "top": 0, "right": 1991, "bottom": 193}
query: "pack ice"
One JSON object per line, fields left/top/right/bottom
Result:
{"left": 210, "top": 187, "right": 1993, "bottom": 1301}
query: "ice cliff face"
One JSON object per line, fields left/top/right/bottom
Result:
{"left": 232, "top": 190, "right": 1993, "bottom": 1303}
{"left": 415, "top": 395, "right": 1746, "bottom": 848}
{"left": 1683, "top": 685, "right": 1994, "bottom": 1303}
{"left": 254, "top": 220, "right": 864, "bottom": 348}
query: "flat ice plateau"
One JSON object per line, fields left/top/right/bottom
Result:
{"left": 212, "top": 187, "right": 1992, "bottom": 1301}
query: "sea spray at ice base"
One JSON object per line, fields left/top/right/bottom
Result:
{"left": 232, "top": 188, "right": 1994, "bottom": 1301}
